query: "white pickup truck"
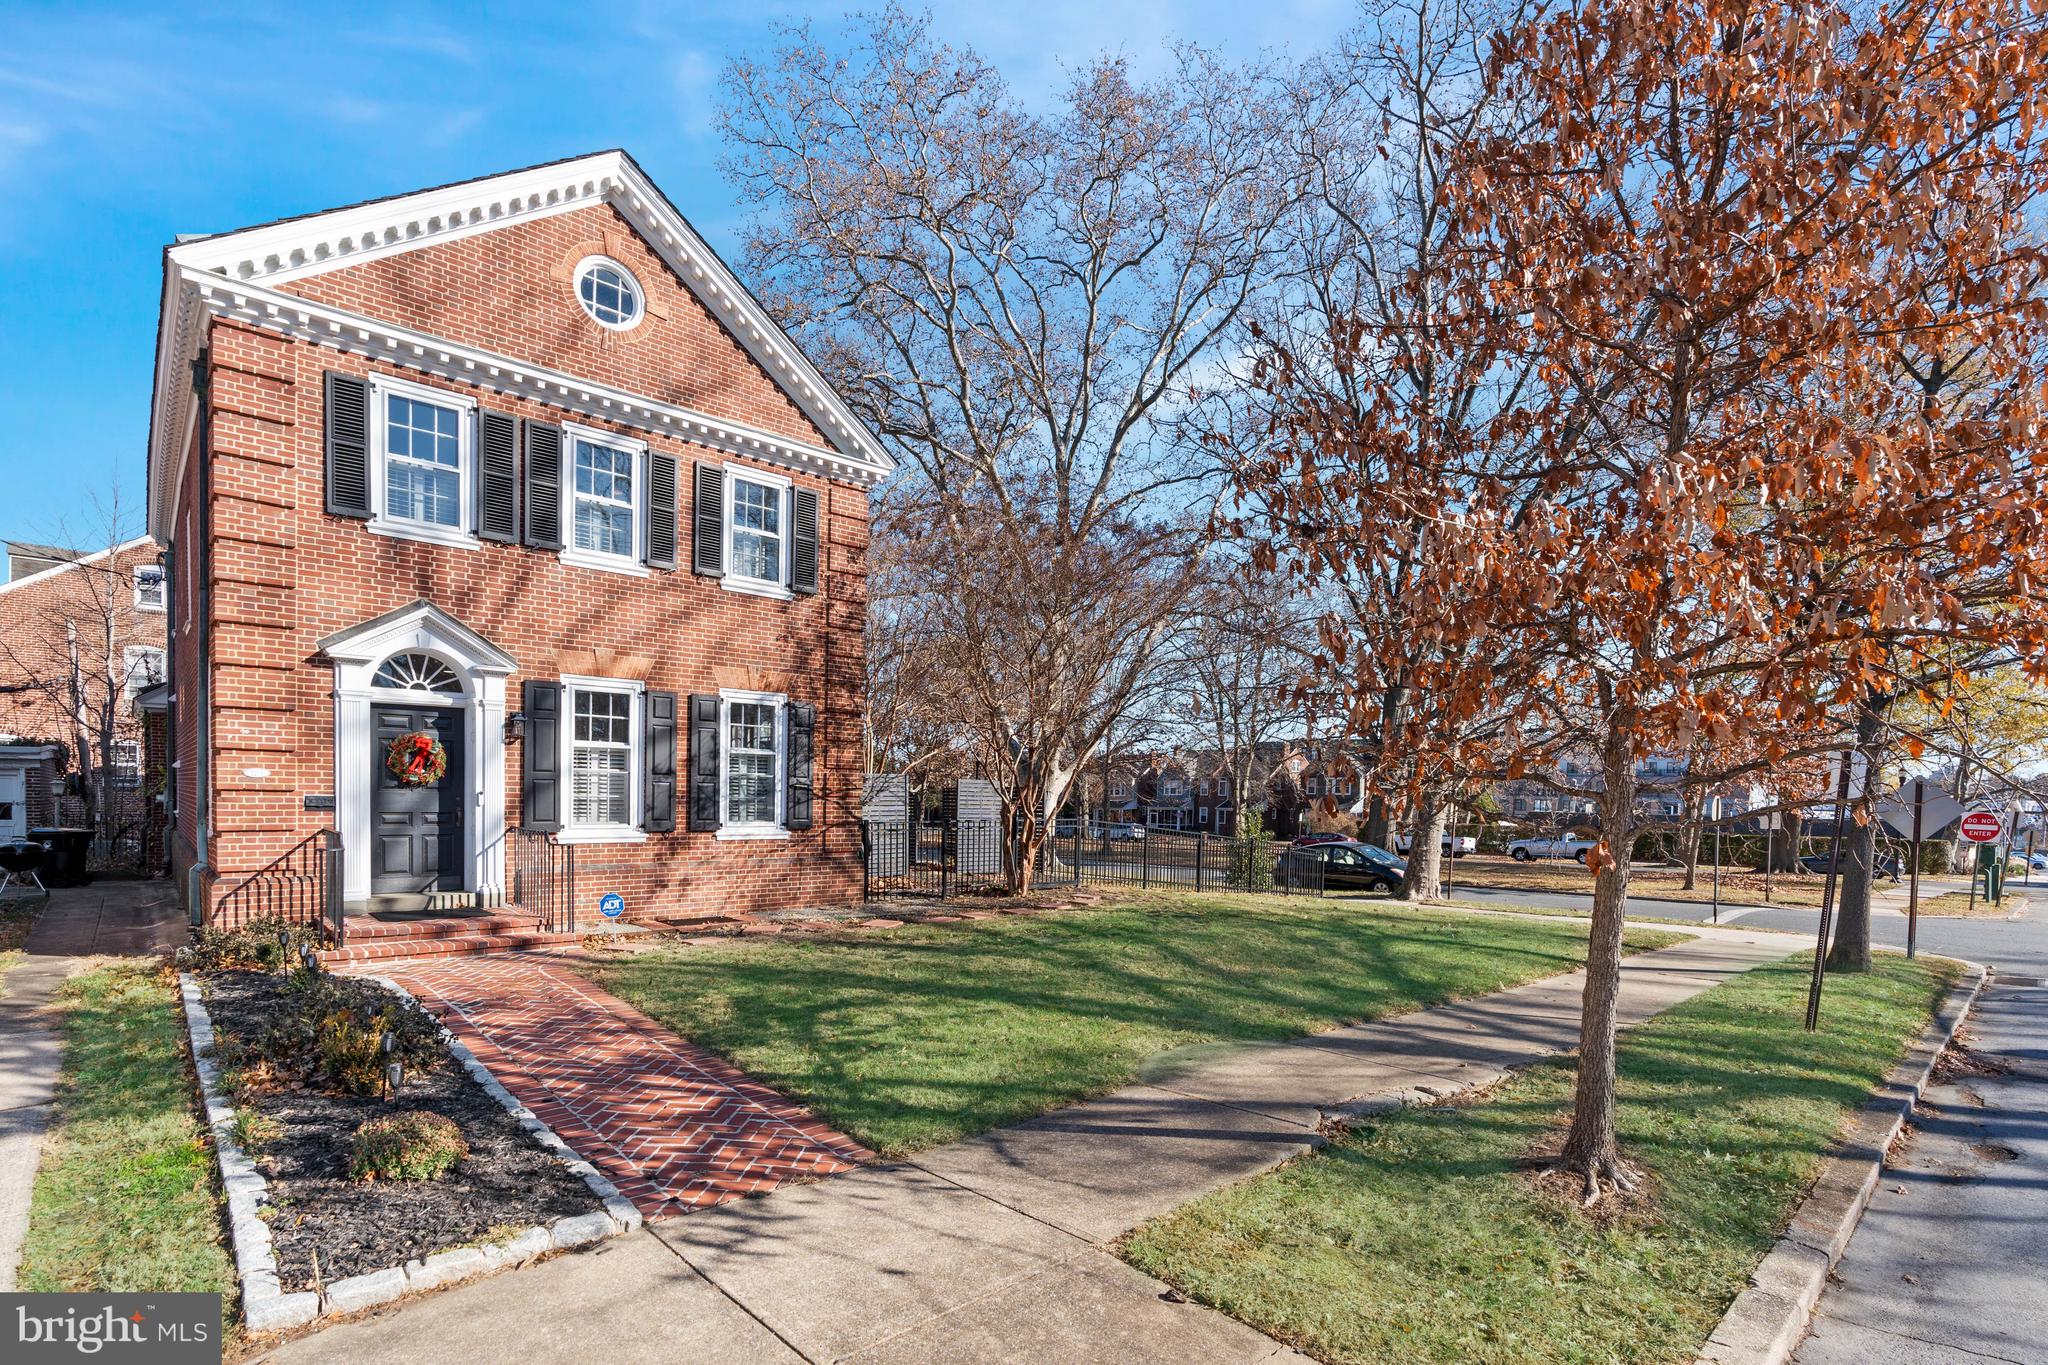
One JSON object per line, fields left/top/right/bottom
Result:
{"left": 1393, "top": 832, "right": 1477, "bottom": 859}
{"left": 1506, "top": 835, "right": 1599, "bottom": 863}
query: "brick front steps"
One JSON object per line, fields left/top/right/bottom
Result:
{"left": 316, "top": 910, "right": 579, "bottom": 966}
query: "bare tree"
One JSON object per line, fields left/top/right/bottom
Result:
{"left": 0, "top": 484, "right": 158, "bottom": 858}
{"left": 724, "top": 7, "right": 1297, "bottom": 887}
{"left": 1156, "top": 569, "right": 1313, "bottom": 834}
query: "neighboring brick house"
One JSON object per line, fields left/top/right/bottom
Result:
{"left": 147, "top": 151, "right": 890, "bottom": 927}
{"left": 0, "top": 537, "right": 167, "bottom": 853}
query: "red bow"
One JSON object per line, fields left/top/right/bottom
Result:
{"left": 403, "top": 734, "right": 435, "bottom": 777}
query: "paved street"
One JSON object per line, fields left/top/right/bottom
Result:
{"left": 256, "top": 921, "right": 1791, "bottom": 1364}
{"left": 1792, "top": 923, "right": 2048, "bottom": 1365}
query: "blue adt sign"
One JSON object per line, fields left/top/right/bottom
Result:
{"left": 598, "top": 892, "right": 625, "bottom": 920}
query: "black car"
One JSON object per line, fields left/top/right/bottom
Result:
{"left": 1797, "top": 851, "right": 1903, "bottom": 881}
{"left": 1301, "top": 840, "right": 1409, "bottom": 893}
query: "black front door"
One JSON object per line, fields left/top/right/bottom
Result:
{"left": 372, "top": 705, "right": 465, "bottom": 893}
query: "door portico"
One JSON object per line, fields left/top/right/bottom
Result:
{"left": 318, "top": 601, "right": 516, "bottom": 903}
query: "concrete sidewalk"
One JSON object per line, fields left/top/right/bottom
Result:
{"left": 0, "top": 880, "right": 184, "bottom": 1290}
{"left": 258, "top": 922, "right": 1792, "bottom": 1364}
{"left": 1793, "top": 979, "right": 2048, "bottom": 1365}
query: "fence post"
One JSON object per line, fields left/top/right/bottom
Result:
{"left": 1141, "top": 830, "right": 1150, "bottom": 888}
{"left": 1073, "top": 817, "right": 1082, "bottom": 887}
{"left": 941, "top": 818, "right": 951, "bottom": 901}
{"left": 1195, "top": 832, "right": 1206, "bottom": 893}
{"left": 564, "top": 845, "right": 577, "bottom": 936}
{"left": 861, "top": 819, "right": 871, "bottom": 904}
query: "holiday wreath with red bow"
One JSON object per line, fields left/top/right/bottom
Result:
{"left": 385, "top": 731, "right": 449, "bottom": 787}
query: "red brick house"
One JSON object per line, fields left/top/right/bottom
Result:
{"left": 148, "top": 152, "right": 890, "bottom": 934}
{"left": 0, "top": 536, "right": 168, "bottom": 858}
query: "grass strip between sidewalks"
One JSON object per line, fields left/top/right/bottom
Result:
{"left": 18, "top": 962, "right": 235, "bottom": 1322}
{"left": 1121, "top": 951, "right": 1956, "bottom": 1365}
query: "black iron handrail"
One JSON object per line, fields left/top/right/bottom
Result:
{"left": 508, "top": 827, "right": 577, "bottom": 934}
{"left": 216, "top": 828, "right": 346, "bottom": 942}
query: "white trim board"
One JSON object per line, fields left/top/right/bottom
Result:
{"left": 149, "top": 150, "right": 891, "bottom": 537}
{"left": 0, "top": 535, "right": 156, "bottom": 598}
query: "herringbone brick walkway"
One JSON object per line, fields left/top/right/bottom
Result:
{"left": 370, "top": 954, "right": 872, "bottom": 1218}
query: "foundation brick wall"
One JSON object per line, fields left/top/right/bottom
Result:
{"left": 178, "top": 200, "right": 870, "bottom": 924}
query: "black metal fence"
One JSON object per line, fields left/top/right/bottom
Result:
{"left": 861, "top": 819, "right": 1325, "bottom": 900}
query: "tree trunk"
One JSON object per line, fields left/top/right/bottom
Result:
{"left": 1557, "top": 724, "right": 1637, "bottom": 1192}
{"left": 1676, "top": 784, "right": 1705, "bottom": 888}
{"left": 1825, "top": 694, "right": 1886, "bottom": 973}
{"left": 1398, "top": 794, "right": 1448, "bottom": 902}
{"left": 1764, "top": 812, "right": 1803, "bottom": 872}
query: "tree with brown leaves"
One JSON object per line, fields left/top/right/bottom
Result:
{"left": 1255, "top": 0, "right": 2048, "bottom": 1203}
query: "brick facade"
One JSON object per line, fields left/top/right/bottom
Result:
{"left": 160, "top": 170, "right": 874, "bottom": 926}
{"left": 0, "top": 537, "right": 166, "bottom": 855}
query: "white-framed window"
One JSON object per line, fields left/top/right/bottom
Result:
{"left": 1306, "top": 777, "right": 1321, "bottom": 797}
{"left": 112, "top": 739, "right": 142, "bottom": 789}
{"left": 1218, "top": 777, "right": 1230, "bottom": 797}
{"left": 1110, "top": 781, "right": 1129, "bottom": 799}
{"left": 562, "top": 426, "right": 648, "bottom": 576}
{"left": 719, "top": 688, "right": 787, "bottom": 838}
{"left": 132, "top": 564, "right": 166, "bottom": 613}
{"left": 574, "top": 256, "right": 643, "bottom": 331}
{"left": 123, "top": 645, "right": 166, "bottom": 700}
{"left": 1198, "top": 806, "right": 1209, "bottom": 825}
{"left": 1162, "top": 776, "right": 1184, "bottom": 797}
{"left": 723, "top": 464, "right": 792, "bottom": 598}
{"left": 560, "top": 676, "right": 645, "bottom": 842}
{"left": 368, "top": 374, "right": 477, "bottom": 550}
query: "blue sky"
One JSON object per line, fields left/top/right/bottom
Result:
{"left": 0, "top": 0, "right": 1351, "bottom": 557}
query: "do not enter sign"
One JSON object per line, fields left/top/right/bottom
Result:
{"left": 1960, "top": 809, "right": 2004, "bottom": 843}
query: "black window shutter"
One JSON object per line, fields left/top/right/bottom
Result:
{"left": 646, "top": 452, "right": 680, "bottom": 570}
{"left": 785, "top": 701, "right": 816, "bottom": 830}
{"left": 524, "top": 421, "right": 564, "bottom": 549}
{"left": 791, "top": 488, "right": 820, "bottom": 595}
{"left": 687, "top": 693, "right": 722, "bottom": 831}
{"left": 521, "top": 680, "right": 562, "bottom": 832}
{"left": 477, "top": 410, "right": 521, "bottom": 543}
{"left": 324, "top": 372, "right": 372, "bottom": 519}
{"left": 692, "top": 463, "right": 725, "bottom": 577}
{"left": 645, "top": 690, "right": 678, "bottom": 833}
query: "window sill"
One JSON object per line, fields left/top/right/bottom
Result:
{"left": 556, "top": 827, "right": 649, "bottom": 845}
{"left": 716, "top": 825, "right": 790, "bottom": 841}
{"left": 367, "top": 517, "right": 482, "bottom": 551}
{"left": 561, "top": 548, "right": 652, "bottom": 578}
{"left": 720, "top": 576, "right": 794, "bottom": 602}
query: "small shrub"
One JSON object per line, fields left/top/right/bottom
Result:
{"left": 208, "top": 972, "right": 443, "bottom": 1097}
{"left": 348, "top": 1111, "right": 468, "bottom": 1182}
{"left": 180, "top": 916, "right": 325, "bottom": 974}
{"left": 317, "top": 1010, "right": 389, "bottom": 1095}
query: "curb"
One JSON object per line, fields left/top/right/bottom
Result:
{"left": 1692, "top": 957, "right": 1988, "bottom": 1365}
{"left": 176, "top": 972, "right": 636, "bottom": 1337}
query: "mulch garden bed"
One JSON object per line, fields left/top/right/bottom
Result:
{"left": 201, "top": 969, "right": 599, "bottom": 1289}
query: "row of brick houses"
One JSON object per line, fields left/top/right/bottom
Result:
{"left": 1095, "top": 743, "right": 1369, "bottom": 838}
{"left": 1095, "top": 744, "right": 1754, "bottom": 844}
{"left": 147, "top": 151, "right": 888, "bottom": 929}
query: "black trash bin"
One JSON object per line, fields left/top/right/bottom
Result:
{"left": 29, "top": 827, "right": 94, "bottom": 887}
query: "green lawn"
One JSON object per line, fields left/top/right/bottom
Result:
{"left": 18, "top": 963, "right": 235, "bottom": 1315}
{"left": 1122, "top": 952, "right": 1955, "bottom": 1365}
{"left": 583, "top": 895, "right": 1683, "bottom": 1156}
